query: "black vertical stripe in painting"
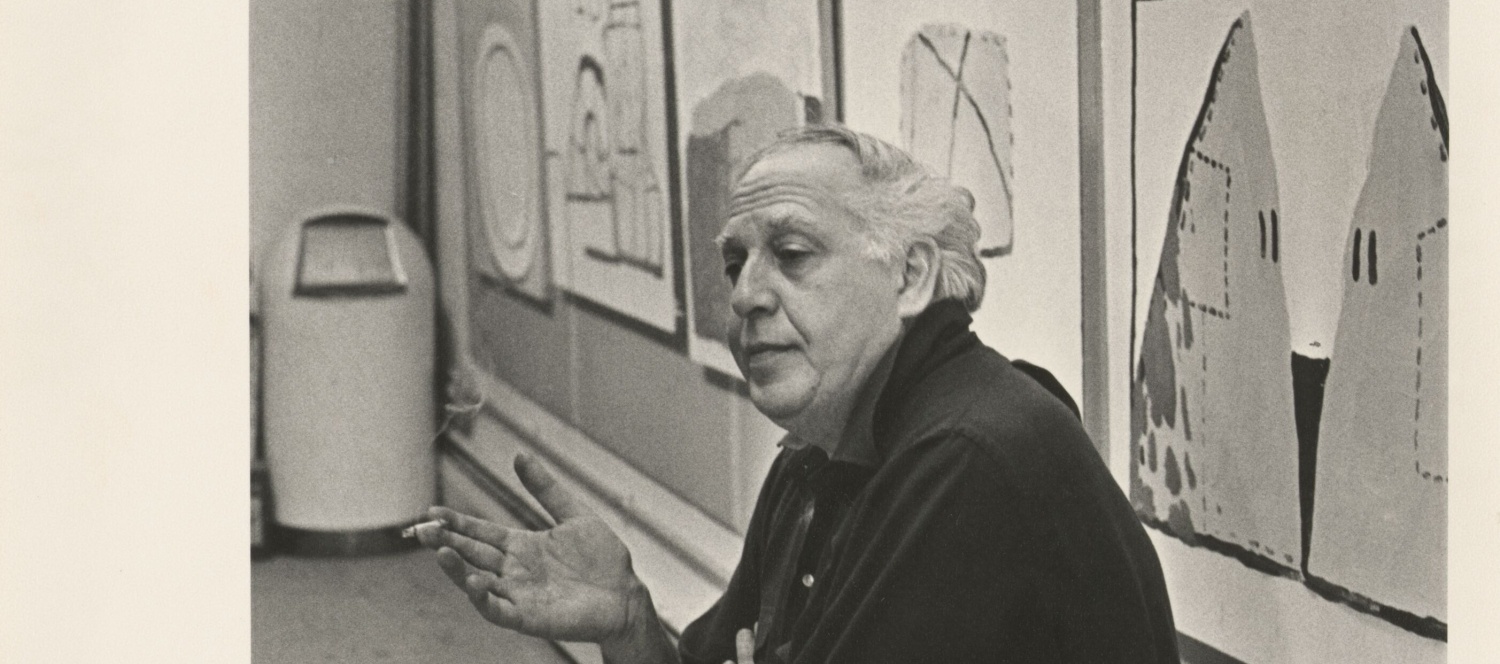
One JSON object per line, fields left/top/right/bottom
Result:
{"left": 1259, "top": 211, "right": 1266, "bottom": 258}
{"left": 1291, "top": 354, "right": 1329, "bottom": 572}
{"left": 1270, "top": 208, "right": 1278, "bottom": 263}
{"left": 1354, "top": 229, "right": 1362, "bottom": 281}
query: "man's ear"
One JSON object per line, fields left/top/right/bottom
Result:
{"left": 896, "top": 239, "right": 940, "bottom": 318}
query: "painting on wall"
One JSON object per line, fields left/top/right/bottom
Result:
{"left": 1308, "top": 27, "right": 1448, "bottom": 626}
{"left": 898, "top": 24, "right": 1014, "bottom": 256}
{"left": 1128, "top": 0, "right": 1448, "bottom": 639}
{"left": 1131, "top": 15, "right": 1303, "bottom": 573}
{"left": 464, "top": 22, "right": 551, "bottom": 303}
{"left": 840, "top": 0, "right": 1084, "bottom": 402}
{"left": 538, "top": 0, "right": 680, "bottom": 333}
{"left": 671, "top": 0, "right": 825, "bottom": 376}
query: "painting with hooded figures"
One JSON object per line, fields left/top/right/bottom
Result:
{"left": 1127, "top": 0, "right": 1448, "bottom": 644}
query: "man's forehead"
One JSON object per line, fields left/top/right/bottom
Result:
{"left": 723, "top": 144, "right": 864, "bottom": 230}
{"left": 737, "top": 143, "right": 863, "bottom": 191}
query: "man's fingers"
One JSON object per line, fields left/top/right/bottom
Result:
{"left": 464, "top": 573, "right": 525, "bottom": 630}
{"left": 437, "top": 550, "right": 523, "bottom": 633}
{"left": 437, "top": 529, "right": 506, "bottom": 571}
{"left": 736, "top": 627, "right": 755, "bottom": 664}
{"left": 435, "top": 547, "right": 471, "bottom": 590}
{"left": 514, "top": 453, "right": 592, "bottom": 522}
{"left": 413, "top": 520, "right": 450, "bottom": 550}
{"left": 426, "top": 506, "right": 512, "bottom": 550}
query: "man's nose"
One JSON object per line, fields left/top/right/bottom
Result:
{"left": 729, "top": 256, "right": 778, "bottom": 319}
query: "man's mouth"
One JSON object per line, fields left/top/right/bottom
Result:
{"left": 743, "top": 341, "right": 799, "bottom": 359}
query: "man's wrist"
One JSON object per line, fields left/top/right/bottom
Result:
{"left": 599, "top": 578, "right": 677, "bottom": 664}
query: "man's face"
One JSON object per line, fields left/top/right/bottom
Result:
{"left": 717, "top": 144, "right": 905, "bottom": 435}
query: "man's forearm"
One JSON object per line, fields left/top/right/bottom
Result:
{"left": 599, "top": 578, "right": 681, "bottom": 664}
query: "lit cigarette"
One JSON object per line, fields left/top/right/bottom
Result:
{"left": 401, "top": 519, "right": 447, "bottom": 539}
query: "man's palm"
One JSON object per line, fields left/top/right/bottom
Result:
{"left": 420, "top": 454, "right": 642, "bottom": 644}
{"left": 492, "top": 514, "right": 636, "bottom": 641}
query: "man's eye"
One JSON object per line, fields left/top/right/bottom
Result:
{"left": 723, "top": 260, "right": 743, "bottom": 284}
{"left": 775, "top": 245, "right": 812, "bottom": 263}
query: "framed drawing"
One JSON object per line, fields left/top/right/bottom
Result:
{"left": 462, "top": 20, "right": 551, "bottom": 303}
{"left": 671, "top": 0, "right": 826, "bottom": 377}
{"left": 538, "top": 0, "right": 681, "bottom": 334}
{"left": 839, "top": 0, "right": 1085, "bottom": 405}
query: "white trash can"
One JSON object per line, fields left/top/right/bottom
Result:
{"left": 261, "top": 209, "right": 435, "bottom": 555}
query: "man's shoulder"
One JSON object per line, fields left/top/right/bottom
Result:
{"left": 886, "top": 343, "right": 1090, "bottom": 458}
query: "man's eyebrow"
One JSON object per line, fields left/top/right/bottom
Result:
{"left": 761, "top": 215, "right": 817, "bottom": 235}
{"left": 715, "top": 215, "right": 817, "bottom": 250}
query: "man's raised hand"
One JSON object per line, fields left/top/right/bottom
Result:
{"left": 414, "top": 453, "right": 643, "bottom": 644}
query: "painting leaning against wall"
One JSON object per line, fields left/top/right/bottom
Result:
{"left": 671, "top": 0, "right": 825, "bottom": 377}
{"left": 899, "top": 23, "right": 1015, "bottom": 257}
{"left": 1129, "top": 0, "right": 1448, "bottom": 641}
{"left": 840, "top": 0, "right": 1086, "bottom": 404}
{"left": 464, "top": 21, "right": 551, "bottom": 303}
{"left": 538, "top": 0, "right": 681, "bottom": 335}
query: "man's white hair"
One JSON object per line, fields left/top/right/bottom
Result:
{"left": 737, "top": 124, "right": 987, "bottom": 313}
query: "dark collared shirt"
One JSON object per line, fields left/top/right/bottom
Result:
{"left": 679, "top": 301, "right": 1178, "bottom": 663}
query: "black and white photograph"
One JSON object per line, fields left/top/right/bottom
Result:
{"left": 3, "top": 1, "right": 1498, "bottom": 662}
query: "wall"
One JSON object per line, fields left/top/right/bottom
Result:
{"left": 250, "top": 0, "right": 407, "bottom": 266}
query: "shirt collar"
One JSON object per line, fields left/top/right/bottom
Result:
{"left": 870, "top": 300, "right": 981, "bottom": 459}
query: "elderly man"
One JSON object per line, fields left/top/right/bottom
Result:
{"left": 417, "top": 125, "right": 1178, "bottom": 663}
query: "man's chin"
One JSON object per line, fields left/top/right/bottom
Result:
{"left": 746, "top": 381, "right": 812, "bottom": 424}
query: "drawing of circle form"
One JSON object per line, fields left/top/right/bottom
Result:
{"left": 473, "top": 24, "right": 541, "bottom": 281}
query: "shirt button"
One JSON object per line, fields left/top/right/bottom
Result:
{"left": 801, "top": 573, "right": 815, "bottom": 588}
